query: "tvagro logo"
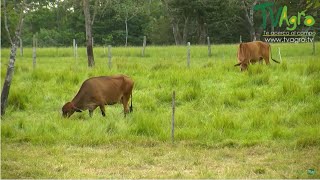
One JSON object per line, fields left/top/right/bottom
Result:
{"left": 254, "top": 2, "right": 317, "bottom": 43}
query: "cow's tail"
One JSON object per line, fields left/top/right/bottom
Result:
{"left": 269, "top": 44, "right": 280, "bottom": 64}
{"left": 129, "top": 92, "right": 133, "bottom": 113}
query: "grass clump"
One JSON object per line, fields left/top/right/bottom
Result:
{"left": 8, "top": 90, "right": 30, "bottom": 111}
{"left": 282, "top": 80, "right": 302, "bottom": 95}
{"left": 310, "top": 80, "right": 320, "bottom": 95}
{"left": 155, "top": 90, "right": 172, "bottom": 104}
{"left": 248, "top": 64, "right": 264, "bottom": 75}
{"left": 31, "top": 69, "right": 52, "bottom": 82}
{"left": 213, "top": 115, "right": 237, "bottom": 131}
{"left": 296, "top": 137, "right": 320, "bottom": 148}
{"left": 151, "top": 63, "right": 171, "bottom": 71}
{"left": 249, "top": 73, "right": 270, "bottom": 86}
{"left": 294, "top": 127, "right": 320, "bottom": 148}
{"left": 55, "top": 73, "right": 80, "bottom": 85}
{"left": 280, "top": 60, "right": 288, "bottom": 71}
{"left": 222, "top": 96, "right": 239, "bottom": 108}
{"left": 130, "top": 112, "right": 163, "bottom": 137}
{"left": 304, "top": 61, "right": 320, "bottom": 76}
{"left": 271, "top": 128, "right": 292, "bottom": 140}
{"left": 234, "top": 90, "right": 250, "bottom": 101}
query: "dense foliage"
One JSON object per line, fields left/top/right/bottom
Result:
{"left": 1, "top": 0, "right": 319, "bottom": 47}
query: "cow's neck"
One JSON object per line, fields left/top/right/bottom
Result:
{"left": 71, "top": 97, "right": 82, "bottom": 109}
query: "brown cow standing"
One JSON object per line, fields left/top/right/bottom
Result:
{"left": 62, "top": 75, "right": 134, "bottom": 118}
{"left": 234, "top": 41, "right": 279, "bottom": 71}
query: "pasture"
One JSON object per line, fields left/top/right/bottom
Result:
{"left": 1, "top": 43, "right": 320, "bottom": 178}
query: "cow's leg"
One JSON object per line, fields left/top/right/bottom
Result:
{"left": 122, "top": 95, "right": 130, "bottom": 117}
{"left": 259, "top": 57, "right": 263, "bottom": 64}
{"left": 99, "top": 105, "right": 106, "bottom": 117}
{"left": 264, "top": 54, "right": 270, "bottom": 65}
{"left": 88, "top": 106, "right": 98, "bottom": 117}
{"left": 89, "top": 110, "right": 93, "bottom": 117}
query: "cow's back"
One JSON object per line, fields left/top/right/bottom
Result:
{"left": 88, "top": 76, "right": 127, "bottom": 102}
{"left": 238, "top": 42, "right": 257, "bottom": 63}
{"left": 257, "top": 41, "right": 270, "bottom": 57}
{"left": 246, "top": 42, "right": 259, "bottom": 59}
{"left": 72, "top": 75, "right": 133, "bottom": 109}
{"left": 241, "top": 41, "right": 269, "bottom": 61}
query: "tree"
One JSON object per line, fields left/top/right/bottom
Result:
{"left": 113, "top": 0, "right": 146, "bottom": 46}
{"left": 160, "top": 0, "right": 245, "bottom": 45}
{"left": 82, "top": 0, "right": 97, "bottom": 67}
{"left": 82, "top": 0, "right": 113, "bottom": 66}
{"left": 242, "top": 0, "right": 259, "bottom": 41}
{"left": 161, "top": 0, "right": 191, "bottom": 45}
{"left": 1, "top": 0, "right": 28, "bottom": 115}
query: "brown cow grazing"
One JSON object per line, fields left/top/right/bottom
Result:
{"left": 62, "top": 75, "right": 134, "bottom": 118}
{"left": 234, "top": 41, "right": 280, "bottom": 71}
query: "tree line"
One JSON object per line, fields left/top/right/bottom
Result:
{"left": 1, "top": 0, "right": 319, "bottom": 48}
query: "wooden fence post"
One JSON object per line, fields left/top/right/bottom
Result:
{"left": 312, "top": 33, "right": 315, "bottom": 55}
{"left": 73, "top": 39, "right": 76, "bottom": 58}
{"left": 108, "top": 45, "right": 112, "bottom": 69}
{"left": 187, "top": 42, "right": 190, "bottom": 68}
{"left": 172, "top": 90, "right": 175, "bottom": 144}
{"left": 207, "top": 36, "right": 211, "bottom": 57}
{"left": 75, "top": 43, "right": 78, "bottom": 61}
{"left": 278, "top": 47, "right": 282, "bottom": 63}
{"left": 32, "top": 34, "right": 36, "bottom": 69}
{"left": 142, "top": 36, "right": 146, "bottom": 57}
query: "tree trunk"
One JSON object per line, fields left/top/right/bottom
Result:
{"left": 83, "top": 0, "right": 95, "bottom": 67}
{"left": 1, "top": 43, "right": 18, "bottom": 115}
{"left": 256, "top": 26, "right": 264, "bottom": 41}
{"left": 243, "top": 0, "right": 257, "bottom": 41}
{"left": 1, "top": 0, "right": 26, "bottom": 116}
{"left": 171, "top": 17, "right": 189, "bottom": 45}
{"left": 172, "top": 21, "right": 182, "bottom": 45}
{"left": 161, "top": 0, "right": 190, "bottom": 45}
{"left": 182, "top": 17, "right": 189, "bottom": 45}
{"left": 198, "top": 22, "right": 207, "bottom": 44}
{"left": 249, "top": 28, "right": 256, "bottom": 41}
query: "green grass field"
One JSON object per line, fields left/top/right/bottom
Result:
{"left": 1, "top": 43, "right": 320, "bottom": 178}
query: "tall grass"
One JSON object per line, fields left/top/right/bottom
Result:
{"left": 1, "top": 43, "right": 320, "bottom": 148}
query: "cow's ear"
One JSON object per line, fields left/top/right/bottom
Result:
{"left": 234, "top": 63, "right": 241, "bottom": 66}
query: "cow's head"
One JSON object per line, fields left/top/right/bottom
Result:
{"left": 234, "top": 62, "right": 248, "bottom": 71}
{"left": 62, "top": 102, "right": 82, "bottom": 118}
